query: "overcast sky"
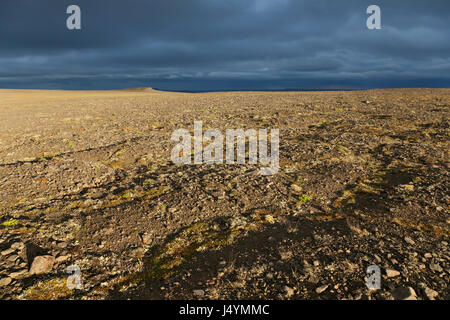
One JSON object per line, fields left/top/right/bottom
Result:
{"left": 0, "top": 0, "right": 449, "bottom": 91}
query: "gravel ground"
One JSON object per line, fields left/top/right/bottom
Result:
{"left": 0, "top": 88, "right": 448, "bottom": 300}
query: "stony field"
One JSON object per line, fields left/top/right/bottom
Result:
{"left": 0, "top": 88, "right": 448, "bottom": 300}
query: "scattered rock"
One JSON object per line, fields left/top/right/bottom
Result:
{"left": 57, "top": 242, "right": 68, "bottom": 249}
{"left": 385, "top": 268, "right": 401, "bottom": 278}
{"left": 391, "top": 286, "right": 417, "bottom": 300}
{"left": 193, "top": 289, "right": 205, "bottom": 297}
{"left": 142, "top": 233, "right": 153, "bottom": 245}
{"left": 424, "top": 287, "right": 438, "bottom": 300}
{"left": 7, "top": 254, "right": 19, "bottom": 262}
{"left": 29, "top": 255, "right": 55, "bottom": 275}
{"left": 10, "top": 242, "right": 25, "bottom": 251}
{"left": 404, "top": 236, "right": 415, "bottom": 245}
{"left": 315, "top": 285, "right": 328, "bottom": 294}
{"left": 290, "top": 184, "right": 302, "bottom": 194}
{"left": 401, "top": 184, "right": 414, "bottom": 192}
{"left": 283, "top": 286, "right": 295, "bottom": 298}
{"left": 264, "top": 215, "right": 275, "bottom": 224}
{"left": 56, "top": 255, "right": 70, "bottom": 264}
{"left": 429, "top": 263, "right": 443, "bottom": 273}
{"left": 1, "top": 248, "right": 14, "bottom": 256}
{"left": 0, "top": 277, "right": 12, "bottom": 287}
{"left": 9, "top": 270, "right": 28, "bottom": 280}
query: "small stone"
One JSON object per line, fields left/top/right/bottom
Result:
{"left": 316, "top": 285, "right": 328, "bottom": 294}
{"left": 29, "top": 255, "right": 55, "bottom": 275}
{"left": 56, "top": 255, "right": 70, "bottom": 263}
{"left": 264, "top": 215, "right": 275, "bottom": 224}
{"left": 313, "top": 260, "right": 320, "bottom": 267}
{"left": 386, "top": 268, "right": 401, "bottom": 278}
{"left": 283, "top": 286, "right": 295, "bottom": 298}
{"left": 142, "top": 233, "right": 153, "bottom": 245}
{"left": 10, "top": 242, "right": 24, "bottom": 251}
{"left": 193, "top": 289, "right": 205, "bottom": 297}
{"left": 57, "top": 242, "right": 68, "bottom": 249}
{"left": 391, "top": 286, "right": 417, "bottom": 300}
{"left": 424, "top": 253, "right": 432, "bottom": 259}
{"left": 0, "top": 277, "right": 12, "bottom": 288}
{"left": 402, "top": 184, "right": 414, "bottom": 192}
{"left": 429, "top": 263, "right": 443, "bottom": 273}
{"left": 424, "top": 287, "right": 438, "bottom": 300}
{"left": 9, "top": 270, "right": 28, "bottom": 280}
{"left": 1, "top": 248, "right": 14, "bottom": 256}
{"left": 291, "top": 184, "right": 303, "bottom": 194}
{"left": 0, "top": 277, "right": 12, "bottom": 287}
{"left": 7, "top": 254, "right": 19, "bottom": 262}
{"left": 404, "top": 236, "right": 415, "bottom": 245}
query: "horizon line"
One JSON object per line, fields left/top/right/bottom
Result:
{"left": 1, "top": 86, "right": 450, "bottom": 94}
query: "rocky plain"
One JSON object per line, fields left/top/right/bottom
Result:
{"left": 0, "top": 88, "right": 448, "bottom": 300}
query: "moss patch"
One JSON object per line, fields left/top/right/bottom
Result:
{"left": 1, "top": 219, "right": 19, "bottom": 227}
{"left": 23, "top": 278, "right": 73, "bottom": 300}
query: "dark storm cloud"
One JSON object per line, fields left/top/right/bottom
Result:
{"left": 0, "top": 0, "right": 449, "bottom": 90}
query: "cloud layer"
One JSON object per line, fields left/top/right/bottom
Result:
{"left": 1, "top": 0, "right": 449, "bottom": 90}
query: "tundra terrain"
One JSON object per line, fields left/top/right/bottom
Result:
{"left": 0, "top": 88, "right": 448, "bottom": 300}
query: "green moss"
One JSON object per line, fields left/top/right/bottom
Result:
{"left": 143, "top": 179, "right": 156, "bottom": 186}
{"left": 143, "top": 186, "right": 169, "bottom": 200}
{"left": 23, "top": 278, "right": 72, "bottom": 300}
{"left": 298, "top": 194, "right": 312, "bottom": 204}
{"left": 158, "top": 203, "right": 167, "bottom": 212}
{"left": 2, "top": 219, "right": 19, "bottom": 227}
{"left": 113, "top": 209, "right": 282, "bottom": 293}
{"left": 121, "top": 191, "right": 134, "bottom": 199}
{"left": 141, "top": 222, "right": 235, "bottom": 280}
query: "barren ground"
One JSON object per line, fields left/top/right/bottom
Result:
{"left": 0, "top": 88, "right": 448, "bottom": 300}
